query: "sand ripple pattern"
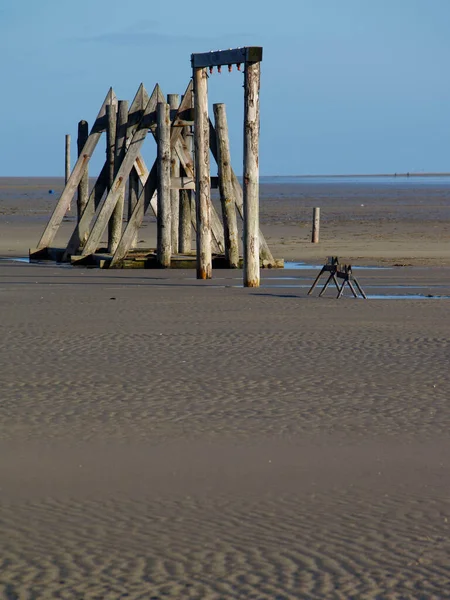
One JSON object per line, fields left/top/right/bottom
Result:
{"left": 1, "top": 490, "right": 450, "bottom": 599}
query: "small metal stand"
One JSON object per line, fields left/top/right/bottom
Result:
{"left": 308, "top": 257, "right": 367, "bottom": 299}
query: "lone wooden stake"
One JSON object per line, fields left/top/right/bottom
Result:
{"left": 312, "top": 207, "right": 320, "bottom": 243}
{"left": 193, "top": 67, "right": 212, "bottom": 279}
{"left": 77, "top": 121, "right": 89, "bottom": 227}
{"left": 213, "top": 103, "right": 239, "bottom": 268}
{"left": 108, "top": 100, "right": 128, "bottom": 253}
{"left": 167, "top": 94, "right": 180, "bottom": 253}
{"left": 243, "top": 60, "right": 261, "bottom": 287}
{"left": 157, "top": 102, "right": 172, "bottom": 267}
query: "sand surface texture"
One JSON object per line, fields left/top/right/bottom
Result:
{"left": 1, "top": 178, "right": 450, "bottom": 598}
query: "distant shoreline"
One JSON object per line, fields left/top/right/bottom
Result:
{"left": 1, "top": 173, "right": 450, "bottom": 180}
{"left": 263, "top": 173, "right": 450, "bottom": 179}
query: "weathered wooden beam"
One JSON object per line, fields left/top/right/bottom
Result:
{"left": 81, "top": 85, "right": 163, "bottom": 257}
{"left": 108, "top": 100, "right": 128, "bottom": 253}
{"left": 243, "top": 60, "right": 261, "bottom": 287}
{"left": 157, "top": 102, "right": 172, "bottom": 267}
{"left": 77, "top": 121, "right": 89, "bottom": 227}
{"left": 65, "top": 134, "right": 72, "bottom": 211}
{"left": 191, "top": 47, "right": 263, "bottom": 68}
{"left": 128, "top": 167, "right": 140, "bottom": 249}
{"left": 64, "top": 84, "right": 150, "bottom": 259}
{"left": 37, "top": 88, "right": 117, "bottom": 250}
{"left": 168, "top": 94, "right": 180, "bottom": 253}
{"left": 169, "top": 176, "right": 218, "bottom": 189}
{"left": 65, "top": 134, "right": 71, "bottom": 185}
{"left": 209, "top": 119, "right": 274, "bottom": 264}
{"left": 179, "top": 124, "right": 193, "bottom": 254}
{"left": 193, "top": 67, "right": 212, "bottom": 279}
{"left": 106, "top": 103, "right": 117, "bottom": 250}
{"left": 174, "top": 136, "right": 224, "bottom": 254}
{"left": 64, "top": 161, "right": 108, "bottom": 258}
{"left": 213, "top": 103, "right": 239, "bottom": 268}
{"left": 109, "top": 82, "right": 196, "bottom": 267}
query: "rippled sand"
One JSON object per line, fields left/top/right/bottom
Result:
{"left": 1, "top": 262, "right": 450, "bottom": 598}
{"left": 1, "top": 178, "right": 450, "bottom": 597}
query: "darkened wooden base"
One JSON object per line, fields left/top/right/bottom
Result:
{"left": 30, "top": 247, "right": 284, "bottom": 270}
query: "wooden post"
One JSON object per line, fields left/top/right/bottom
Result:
{"left": 243, "top": 61, "right": 261, "bottom": 287}
{"left": 77, "top": 121, "right": 89, "bottom": 226}
{"left": 128, "top": 168, "right": 140, "bottom": 249}
{"left": 65, "top": 134, "right": 71, "bottom": 211}
{"left": 179, "top": 126, "right": 193, "bottom": 253}
{"left": 213, "top": 103, "right": 239, "bottom": 268}
{"left": 108, "top": 100, "right": 128, "bottom": 253}
{"left": 157, "top": 102, "right": 171, "bottom": 267}
{"left": 65, "top": 134, "right": 71, "bottom": 184}
{"left": 312, "top": 207, "right": 320, "bottom": 243}
{"left": 167, "top": 94, "right": 180, "bottom": 253}
{"left": 193, "top": 67, "right": 212, "bottom": 279}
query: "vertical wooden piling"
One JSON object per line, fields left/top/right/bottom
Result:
{"left": 213, "top": 103, "right": 239, "bottom": 268}
{"left": 157, "top": 102, "right": 172, "bottom": 267}
{"left": 167, "top": 94, "right": 180, "bottom": 254}
{"left": 105, "top": 104, "right": 117, "bottom": 250}
{"left": 77, "top": 121, "right": 89, "bottom": 226}
{"left": 179, "top": 126, "right": 193, "bottom": 254}
{"left": 108, "top": 100, "right": 128, "bottom": 253}
{"left": 65, "top": 134, "right": 71, "bottom": 211}
{"left": 128, "top": 168, "right": 140, "bottom": 248}
{"left": 193, "top": 67, "right": 212, "bottom": 279}
{"left": 65, "top": 134, "right": 71, "bottom": 184}
{"left": 243, "top": 61, "right": 261, "bottom": 287}
{"left": 312, "top": 207, "right": 320, "bottom": 243}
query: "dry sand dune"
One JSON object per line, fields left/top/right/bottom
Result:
{"left": 1, "top": 178, "right": 450, "bottom": 598}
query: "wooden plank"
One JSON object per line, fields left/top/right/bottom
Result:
{"left": 108, "top": 100, "right": 128, "bottom": 253}
{"left": 37, "top": 88, "right": 117, "bottom": 250}
{"left": 168, "top": 94, "right": 180, "bottom": 253}
{"left": 193, "top": 67, "right": 212, "bottom": 279}
{"left": 157, "top": 102, "right": 172, "bottom": 267}
{"left": 77, "top": 120, "right": 89, "bottom": 229}
{"left": 213, "top": 103, "right": 239, "bottom": 268}
{"left": 243, "top": 60, "right": 261, "bottom": 287}
{"left": 209, "top": 119, "right": 274, "bottom": 264}
{"left": 191, "top": 47, "right": 263, "bottom": 68}
{"left": 81, "top": 85, "right": 163, "bottom": 257}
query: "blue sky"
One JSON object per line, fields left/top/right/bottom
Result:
{"left": 1, "top": 0, "right": 449, "bottom": 176}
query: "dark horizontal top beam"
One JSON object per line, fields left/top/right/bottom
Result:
{"left": 191, "top": 46, "right": 263, "bottom": 69}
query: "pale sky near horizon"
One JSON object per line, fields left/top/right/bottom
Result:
{"left": 1, "top": 0, "right": 449, "bottom": 176}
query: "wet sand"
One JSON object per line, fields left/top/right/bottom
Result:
{"left": 1, "top": 178, "right": 450, "bottom": 598}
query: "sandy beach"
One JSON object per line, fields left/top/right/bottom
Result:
{"left": 1, "top": 177, "right": 450, "bottom": 598}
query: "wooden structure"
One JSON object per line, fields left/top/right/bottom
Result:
{"left": 30, "top": 47, "right": 281, "bottom": 284}
{"left": 308, "top": 257, "right": 367, "bottom": 299}
{"left": 192, "top": 46, "right": 263, "bottom": 285}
